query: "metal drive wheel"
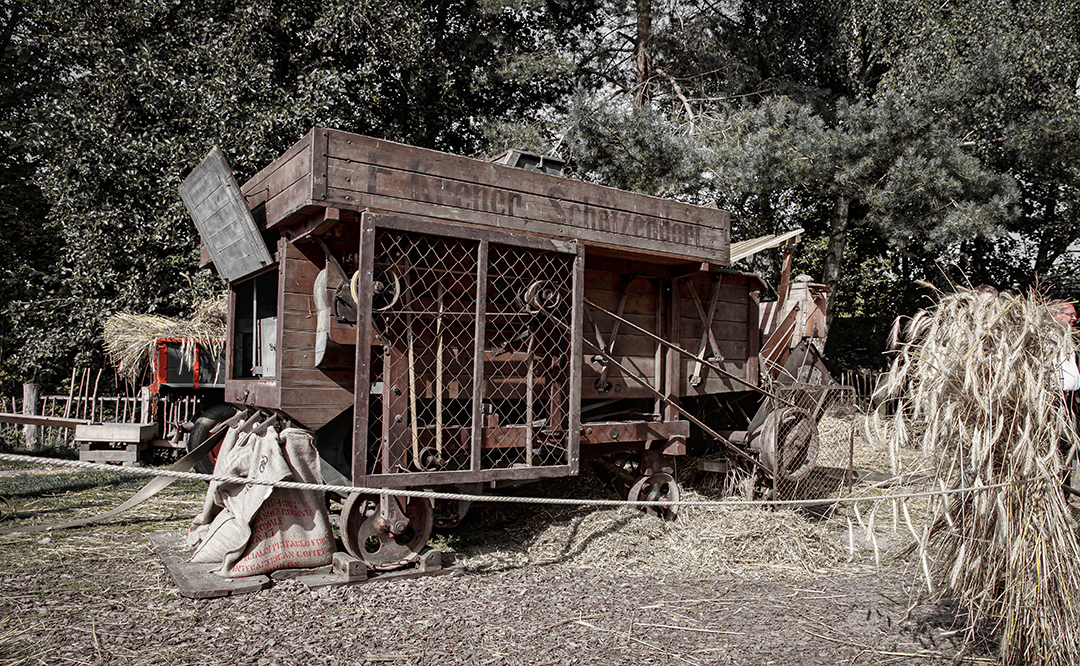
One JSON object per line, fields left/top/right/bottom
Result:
{"left": 186, "top": 403, "right": 236, "bottom": 476}
{"left": 775, "top": 407, "right": 819, "bottom": 481}
{"left": 340, "top": 492, "right": 434, "bottom": 570}
{"left": 628, "top": 472, "right": 680, "bottom": 522}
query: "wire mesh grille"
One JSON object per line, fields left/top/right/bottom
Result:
{"left": 366, "top": 228, "right": 575, "bottom": 477}
{"left": 763, "top": 383, "right": 857, "bottom": 500}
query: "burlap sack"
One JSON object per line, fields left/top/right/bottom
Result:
{"left": 226, "top": 428, "right": 335, "bottom": 577}
{"left": 186, "top": 426, "right": 334, "bottom": 578}
{"left": 187, "top": 426, "right": 290, "bottom": 573}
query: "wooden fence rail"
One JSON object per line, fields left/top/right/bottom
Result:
{"left": 2, "top": 370, "right": 201, "bottom": 451}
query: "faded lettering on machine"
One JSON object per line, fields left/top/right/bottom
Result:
{"left": 546, "top": 188, "right": 703, "bottom": 247}
{"left": 383, "top": 172, "right": 523, "bottom": 216}
{"left": 364, "top": 169, "right": 707, "bottom": 247}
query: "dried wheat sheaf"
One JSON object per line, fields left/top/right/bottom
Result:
{"left": 870, "top": 288, "right": 1080, "bottom": 666}
{"left": 103, "top": 295, "right": 227, "bottom": 384}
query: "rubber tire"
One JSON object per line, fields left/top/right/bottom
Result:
{"left": 187, "top": 403, "right": 237, "bottom": 476}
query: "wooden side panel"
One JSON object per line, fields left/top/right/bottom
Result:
{"left": 277, "top": 239, "right": 355, "bottom": 431}
{"left": 310, "top": 129, "right": 731, "bottom": 264}
{"left": 242, "top": 131, "right": 313, "bottom": 209}
{"left": 677, "top": 273, "right": 753, "bottom": 395}
{"left": 578, "top": 269, "right": 756, "bottom": 399}
{"left": 239, "top": 131, "right": 320, "bottom": 229}
{"left": 580, "top": 271, "right": 662, "bottom": 400}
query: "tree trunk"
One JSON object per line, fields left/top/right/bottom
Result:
{"left": 1034, "top": 192, "right": 1059, "bottom": 277}
{"left": 822, "top": 193, "right": 850, "bottom": 336}
{"left": 22, "top": 382, "right": 39, "bottom": 451}
{"left": 634, "top": 0, "right": 652, "bottom": 106}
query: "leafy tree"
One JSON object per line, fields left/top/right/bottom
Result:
{"left": 2, "top": 0, "right": 602, "bottom": 391}
{"left": 559, "top": 0, "right": 1055, "bottom": 359}
{"left": 869, "top": 0, "right": 1080, "bottom": 294}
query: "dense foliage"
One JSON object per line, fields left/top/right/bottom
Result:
{"left": 2, "top": 0, "right": 1078, "bottom": 388}
{"left": 0, "top": 0, "right": 599, "bottom": 389}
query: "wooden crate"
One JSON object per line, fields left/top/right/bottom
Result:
{"left": 75, "top": 423, "right": 158, "bottom": 466}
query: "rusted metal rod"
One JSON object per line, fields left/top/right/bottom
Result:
{"left": 583, "top": 297, "right": 795, "bottom": 407}
{"left": 538, "top": 308, "right": 771, "bottom": 474}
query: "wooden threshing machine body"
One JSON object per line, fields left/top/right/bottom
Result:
{"left": 186, "top": 128, "right": 794, "bottom": 499}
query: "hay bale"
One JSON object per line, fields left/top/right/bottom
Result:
{"left": 870, "top": 288, "right": 1080, "bottom": 665}
{"left": 103, "top": 295, "right": 227, "bottom": 383}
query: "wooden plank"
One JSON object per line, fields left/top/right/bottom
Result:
{"left": 253, "top": 147, "right": 312, "bottom": 213}
{"left": 280, "top": 387, "right": 354, "bottom": 415}
{"left": 325, "top": 185, "right": 726, "bottom": 264}
{"left": 0, "top": 413, "right": 89, "bottom": 428}
{"left": 79, "top": 448, "right": 140, "bottom": 463}
{"left": 470, "top": 241, "right": 489, "bottom": 472}
{"left": 241, "top": 130, "right": 313, "bottom": 207}
{"left": 368, "top": 211, "right": 578, "bottom": 255}
{"left": 283, "top": 406, "right": 353, "bottom": 432}
{"left": 265, "top": 174, "right": 315, "bottom": 229}
{"left": 225, "top": 379, "right": 280, "bottom": 410}
{"left": 361, "top": 462, "right": 575, "bottom": 487}
{"left": 74, "top": 423, "right": 158, "bottom": 443}
{"left": 678, "top": 320, "right": 751, "bottom": 342}
{"left": 746, "top": 291, "right": 761, "bottom": 384}
{"left": 352, "top": 213, "right": 379, "bottom": 484}
{"left": 311, "top": 128, "right": 329, "bottom": 203}
{"left": 584, "top": 334, "right": 746, "bottom": 359}
{"left": 324, "top": 131, "right": 729, "bottom": 235}
{"left": 281, "top": 328, "right": 317, "bottom": 352}
{"left": 579, "top": 420, "right": 689, "bottom": 445}
{"left": 583, "top": 289, "right": 658, "bottom": 317}
{"left": 149, "top": 531, "right": 271, "bottom": 599}
{"left": 279, "top": 367, "right": 354, "bottom": 387}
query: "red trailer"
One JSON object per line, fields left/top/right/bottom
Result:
{"left": 181, "top": 128, "right": 836, "bottom": 570}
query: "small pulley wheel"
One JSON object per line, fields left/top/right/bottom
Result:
{"left": 339, "top": 492, "right": 434, "bottom": 570}
{"left": 521, "top": 280, "right": 560, "bottom": 313}
{"left": 628, "top": 472, "right": 680, "bottom": 521}
{"left": 360, "top": 265, "right": 402, "bottom": 312}
{"left": 414, "top": 447, "right": 446, "bottom": 471}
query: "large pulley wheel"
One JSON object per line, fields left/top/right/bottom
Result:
{"left": 186, "top": 403, "right": 236, "bottom": 476}
{"left": 774, "top": 407, "right": 819, "bottom": 481}
{"left": 628, "top": 472, "right": 680, "bottom": 522}
{"left": 340, "top": 492, "right": 434, "bottom": 570}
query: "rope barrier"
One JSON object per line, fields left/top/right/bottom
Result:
{"left": 0, "top": 452, "right": 1045, "bottom": 510}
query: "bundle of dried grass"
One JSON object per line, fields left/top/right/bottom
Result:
{"left": 870, "top": 288, "right": 1080, "bottom": 665}
{"left": 103, "top": 295, "right": 227, "bottom": 384}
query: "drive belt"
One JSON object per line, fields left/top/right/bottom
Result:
{"left": 0, "top": 412, "right": 244, "bottom": 534}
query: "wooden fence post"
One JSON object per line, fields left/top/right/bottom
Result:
{"left": 140, "top": 386, "right": 151, "bottom": 424}
{"left": 22, "top": 383, "right": 39, "bottom": 450}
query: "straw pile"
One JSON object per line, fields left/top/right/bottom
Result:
{"left": 869, "top": 288, "right": 1080, "bottom": 665}
{"left": 445, "top": 465, "right": 846, "bottom": 577}
{"left": 103, "top": 295, "right": 227, "bottom": 383}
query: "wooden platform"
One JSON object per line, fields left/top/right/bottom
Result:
{"left": 149, "top": 531, "right": 272, "bottom": 598}
{"left": 149, "top": 530, "right": 460, "bottom": 597}
{"left": 0, "top": 413, "right": 90, "bottom": 428}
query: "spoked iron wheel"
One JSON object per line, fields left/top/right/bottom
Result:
{"left": 628, "top": 472, "right": 680, "bottom": 522}
{"left": 340, "top": 492, "right": 434, "bottom": 570}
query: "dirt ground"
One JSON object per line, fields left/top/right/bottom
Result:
{"left": 0, "top": 460, "right": 988, "bottom": 666}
